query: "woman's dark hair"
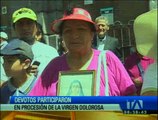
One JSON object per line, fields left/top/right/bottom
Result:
{"left": 36, "top": 23, "right": 44, "bottom": 36}
{"left": 36, "top": 23, "right": 46, "bottom": 44}
{"left": 57, "top": 37, "right": 66, "bottom": 56}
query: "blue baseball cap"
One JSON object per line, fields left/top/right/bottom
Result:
{"left": 1, "top": 39, "right": 33, "bottom": 60}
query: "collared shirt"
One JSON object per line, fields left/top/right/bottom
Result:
{"left": 80, "top": 51, "right": 94, "bottom": 70}
{"left": 0, "top": 75, "right": 35, "bottom": 104}
{"left": 16, "top": 75, "right": 36, "bottom": 95}
{"left": 97, "top": 35, "right": 106, "bottom": 51}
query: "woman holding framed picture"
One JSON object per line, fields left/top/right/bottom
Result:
{"left": 29, "top": 7, "right": 136, "bottom": 96}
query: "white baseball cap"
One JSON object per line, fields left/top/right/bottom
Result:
{"left": 0, "top": 32, "right": 8, "bottom": 40}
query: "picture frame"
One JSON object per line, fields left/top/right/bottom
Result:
{"left": 57, "top": 70, "right": 96, "bottom": 96}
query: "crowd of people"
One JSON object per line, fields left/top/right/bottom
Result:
{"left": 0, "top": 6, "right": 157, "bottom": 103}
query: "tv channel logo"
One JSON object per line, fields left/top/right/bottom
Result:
{"left": 126, "top": 100, "right": 143, "bottom": 110}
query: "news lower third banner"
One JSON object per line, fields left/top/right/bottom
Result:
{"left": 1, "top": 96, "right": 157, "bottom": 114}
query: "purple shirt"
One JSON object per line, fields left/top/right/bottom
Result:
{"left": 29, "top": 49, "right": 136, "bottom": 96}
{"left": 124, "top": 52, "right": 155, "bottom": 95}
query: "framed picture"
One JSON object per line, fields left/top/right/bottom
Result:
{"left": 57, "top": 70, "right": 96, "bottom": 96}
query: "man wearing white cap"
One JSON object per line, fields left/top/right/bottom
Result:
{"left": 134, "top": 9, "right": 157, "bottom": 96}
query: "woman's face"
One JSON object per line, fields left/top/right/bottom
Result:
{"left": 61, "top": 20, "right": 94, "bottom": 53}
{"left": 71, "top": 82, "right": 81, "bottom": 95}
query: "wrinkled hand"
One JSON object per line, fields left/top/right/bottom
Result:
{"left": 28, "top": 65, "right": 39, "bottom": 77}
{"left": 133, "top": 77, "right": 143, "bottom": 87}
